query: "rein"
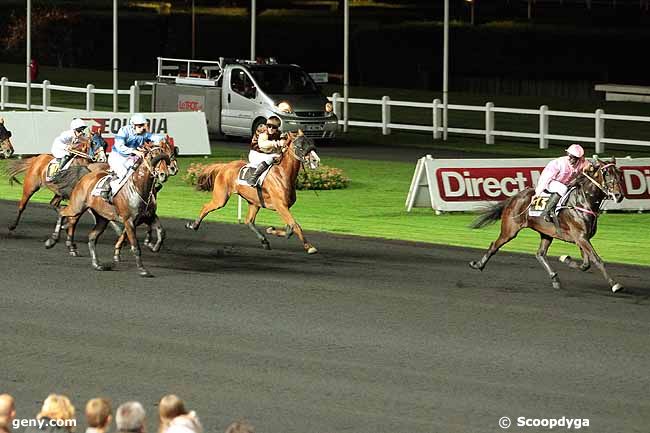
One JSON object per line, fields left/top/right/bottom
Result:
{"left": 581, "top": 163, "right": 618, "bottom": 201}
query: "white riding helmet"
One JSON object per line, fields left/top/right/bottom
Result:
{"left": 566, "top": 144, "right": 585, "bottom": 158}
{"left": 70, "top": 118, "right": 87, "bottom": 130}
{"left": 129, "top": 114, "right": 148, "bottom": 126}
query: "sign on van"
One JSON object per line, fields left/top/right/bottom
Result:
{"left": 309, "top": 72, "right": 328, "bottom": 84}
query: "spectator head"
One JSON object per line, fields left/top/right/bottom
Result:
{"left": 85, "top": 399, "right": 112, "bottom": 430}
{"left": 0, "top": 394, "right": 16, "bottom": 432}
{"left": 157, "top": 395, "right": 186, "bottom": 433}
{"left": 37, "top": 394, "right": 76, "bottom": 431}
{"left": 115, "top": 402, "right": 145, "bottom": 433}
{"left": 224, "top": 420, "right": 254, "bottom": 433}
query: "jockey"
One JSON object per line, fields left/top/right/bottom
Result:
{"left": 246, "top": 115, "right": 286, "bottom": 186}
{"left": 50, "top": 118, "right": 88, "bottom": 174}
{"left": 535, "top": 144, "right": 591, "bottom": 222}
{"left": 99, "top": 113, "right": 163, "bottom": 200}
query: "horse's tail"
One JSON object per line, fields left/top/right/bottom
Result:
{"left": 195, "top": 163, "right": 226, "bottom": 191}
{"left": 469, "top": 199, "right": 510, "bottom": 229}
{"left": 4, "top": 158, "right": 31, "bottom": 185}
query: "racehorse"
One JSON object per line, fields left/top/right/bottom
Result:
{"left": 5, "top": 132, "right": 108, "bottom": 231}
{"left": 112, "top": 137, "right": 179, "bottom": 262}
{"left": 48, "top": 147, "right": 171, "bottom": 277}
{"left": 468, "top": 157, "right": 625, "bottom": 292}
{"left": 185, "top": 130, "right": 321, "bottom": 254}
{"left": 0, "top": 118, "right": 14, "bottom": 159}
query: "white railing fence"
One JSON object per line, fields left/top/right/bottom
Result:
{"left": 0, "top": 77, "right": 153, "bottom": 113}
{"left": 329, "top": 93, "right": 650, "bottom": 153}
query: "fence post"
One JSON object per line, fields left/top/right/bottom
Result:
{"left": 86, "top": 84, "right": 95, "bottom": 112}
{"left": 42, "top": 80, "right": 50, "bottom": 111}
{"left": 332, "top": 92, "right": 340, "bottom": 120}
{"left": 381, "top": 96, "right": 391, "bottom": 135}
{"left": 432, "top": 98, "right": 441, "bottom": 139}
{"left": 595, "top": 108, "right": 605, "bottom": 154}
{"left": 129, "top": 85, "right": 137, "bottom": 113}
{"left": 539, "top": 105, "right": 549, "bottom": 149}
{"left": 485, "top": 102, "right": 495, "bottom": 144}
{"left": 0, "top": 77, "right": 7, "bottom": 110}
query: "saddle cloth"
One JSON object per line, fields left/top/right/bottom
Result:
{"left": 90, "top": 169, "right": 134, "bottom": 199}
{"left": 45, "top": 157, "right": 74, "bottom": 181}
{"left": 529, "top": 188, "right": 574, "bottom": 217}
{"left": 236, "top": 164, "right": 272, "bottom": 187}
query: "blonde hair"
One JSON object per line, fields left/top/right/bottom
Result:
{"left": 157, "top": 395, "right": 186, "bottom": 433}
{"left": 85, "top": 398, "right": 112, "bottom": 429}
{"left": 224, "top": 420, "right": 254, "bottom": 433}
{"left": 37, "top": 394, "right": 76, "bottom": 431}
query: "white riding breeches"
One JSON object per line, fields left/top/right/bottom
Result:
{"left": 248, "top": 150, "right": 277, "bottom": 168}
{"left": 546, "top": 179, "right": 568, "bottom": 196}
{"left": 108, "top": 152, "right": 137, "bottom": 179}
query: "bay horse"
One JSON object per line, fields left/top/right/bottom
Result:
{"left": 468, "top": 157, "right": 625, "bottom": 293}
{"left": 5, "top": 132, "right": 108, "bottom": 231}
{"left": 0, "top": 118, "right": 14, "bottom": 159}
{"left": 48, "top": 147, "right": 171, "bottom": 277}
{"left": 185, "top": 130, "right": 321, "bottom": 254}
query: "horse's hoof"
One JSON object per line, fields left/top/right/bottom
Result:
{"left": 93, "top": 263, "right": 111, "bottom": 271}
{"left": 139, "top": 269, "right": 154, "bottom": 278}
{"left": 559, "top": 255, "right": 571, "bottom": 264}
{"left": 44, "top": 238, "right": 57, "bottom": 249}
{"left": 262, "top": 242, "right": 271, "bottom": 250}
{"left": 185, "top": 222, "right": 197, "bottom": 231}
{"left": 611, "top": 283, "right": 624, "bottom": 293}
{"left": 552, "top": 281, "right": 562, "bottom": 290}
{"left": 307, "top": 246, "right": 318, "bottom": 254}
{"left": 113, "top": 256, "right": 121, "bottom": 264}
{"left": 69, "top": 250, "right": 79, "bottom": 257}
{"left": 266, "top": 226, "right": 275, "bottom": 234}
{"left": 468, "top": 261, "right": 483, "bottom": 271}
{"left": 7, "top": 224, "right": 16, "bottom": 232}
{"left": 151, "top": 245, "right": 162, "bottom": 253}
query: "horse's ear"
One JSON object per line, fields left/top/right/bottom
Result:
{"left": 297, "top": 129, "right": 304, "bottom": 136}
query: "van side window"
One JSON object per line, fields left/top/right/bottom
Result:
{"left": 231, "top": 69, "right": 256, "bottom": 99}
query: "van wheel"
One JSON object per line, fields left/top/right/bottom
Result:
{"left": 252, "top": 118, "right": 267, "bottom": 137}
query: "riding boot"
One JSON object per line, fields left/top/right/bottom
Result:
{"left": 543, "top": 193, "right": 561, "bottom": 222}
{"left": 54, "top": 154, "right": 73, "bottom": 176}
{"left": 99, "top": 176, "right": 113, "bottom": 201}
{"left": 247, "top": 161, "right": 270, "bottom": 186}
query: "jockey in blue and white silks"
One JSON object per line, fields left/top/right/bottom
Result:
{"left": 100, "top": 114, "right": 163, "bottom": 199}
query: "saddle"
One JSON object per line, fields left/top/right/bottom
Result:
{"left": 529, "top": 188, "right": 575, "bottom": 218}
{"left": 46, "top": 157, "right": 73, "bottom": 181}
{"left": 236, "top": 163, "right": 273, "bottom": 187}
{"left": 90, "top": 168, "right": 136, "bottom": 201}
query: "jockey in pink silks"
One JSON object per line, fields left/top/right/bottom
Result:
{"left": 535, "top": 144, "right": 591, "bottom": 222}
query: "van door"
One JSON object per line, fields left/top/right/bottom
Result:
{"left": 221, "top": 67, "right": 258, "bottom": 136}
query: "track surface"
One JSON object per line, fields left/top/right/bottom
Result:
{"left": 1, "top": 200, "right": 649, "bottom": 433}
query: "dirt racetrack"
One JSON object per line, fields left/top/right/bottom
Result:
{"left": 1, "top": 200, "right": 649, "bottom": 433}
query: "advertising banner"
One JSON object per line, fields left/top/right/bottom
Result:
{"left": 406, "top": 155, "right": 650, "bottom": 212}
{"left": 0, "top": 111, "right": 211, "bottom": 155}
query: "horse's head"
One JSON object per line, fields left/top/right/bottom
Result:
{"left": 0, "top": 118, "right": 15, "bottom": 159}
{"left": 157, "top": 136, "right": 179, "bottom": 176}
{"left": 287, "top": 130, "right": 320, "bottom": 169}
{"left": 587, "top": 157, "right": 624, "bottom": 203}
{"left": 142, "top": 144, "right": 172, "bottom": 185}
{"left": 90, "top": 132, "right": 108, "bottom": 163}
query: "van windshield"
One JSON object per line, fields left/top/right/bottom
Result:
{"left": 250, "top": 66, "right": 319, "bottom": 95}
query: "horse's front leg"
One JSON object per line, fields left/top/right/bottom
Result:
{"left": 123, "top": 219, "right": 152, "bottom": 277}
{"left": 575, "top": 238, "right": 622, "bottom": 293}
{"left": 88, "top": 213, "right": 111, "bottom": 271}
{"left": 113, "top": 230, "right": 127, "bottom": 263}
{"left": 44, "top": 215, "right": 65, "bottom": 249}
{"left": 146, "top": 216, "right": 166, "bottom": 253}
{"left": 274, "top": 204, "right": 317, "bottom": 254}
{"left": 559, "top": 248, "right": 591, "bottom": 272}
{"left": 63, "top": 214, "right": 81, "bottom": 257}
{"left": 245, "top": 204, "right": 271, "bottom": 250}
{"left": 535, "top": 235, "right": 561, "bottom": 290}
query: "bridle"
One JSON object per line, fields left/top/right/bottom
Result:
{"left": 581, "top": 162, "right": 621, "bottom": 202}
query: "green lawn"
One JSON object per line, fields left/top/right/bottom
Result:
{"left": 1, "top": 149, "right": 648, "bottom": 267}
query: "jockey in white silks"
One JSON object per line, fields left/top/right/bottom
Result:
{"left": 246, "top": 115, "right": 286, "bottom": 186}
{"left": 50, "top": 118, "right": 88, "bottom": 175}
{"left": 99, "top": 114, "right": 163, "bottom": 200}
{"left": 535, "top": 143, "right": 591, "bottom": 222}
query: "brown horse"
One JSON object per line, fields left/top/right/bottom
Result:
{"left": 468, "top": 157, "right": 625, "bottom": 292}
{"left": 185, "top": 130, "right": 320, "bottom": 254}
{"left": 0, "top": 118, "right": 14, "bottom": 159}
{"left": 48, "top": 147, "right": 171, "bottom": 277}
{"left": 5, "top": 133, "right": 107, "bottom": 231}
